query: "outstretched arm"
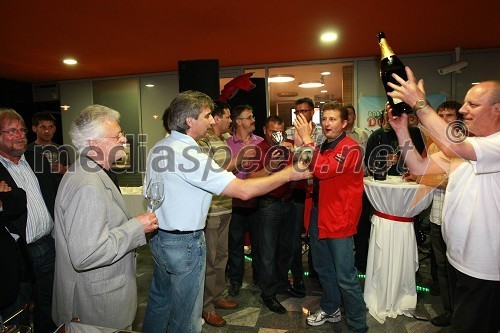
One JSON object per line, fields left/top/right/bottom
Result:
{"left": 387, "top": 66, "right": 476, "bottom": 160}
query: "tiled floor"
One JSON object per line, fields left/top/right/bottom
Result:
{"left": 133, "top": 244, "right": 446, "bottom": 332}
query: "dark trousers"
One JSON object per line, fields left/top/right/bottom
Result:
{"left": 24, "top": 236, "right": 56, "bottom": 333}
{"left": 353, "top": 192, "right": 372, "bottom": 273}
{"left": 289, "top": 196, "right": 305, "bottom": 283}
{"left": 257, "top": 198, "right": 293, "bottom": 300}
{"left": 430, "top": 223, "right": 452, "bottom": 313}
{"left": 448, "top": 265, "right": 500, "bottom": 333}
{"left": 228, "top": 206, "right": 260, "bottom": 285}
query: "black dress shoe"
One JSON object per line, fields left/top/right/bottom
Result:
{"left": 283, "top": 286, "right": 305, "bottom": 298}
{"left": 263, "top": 298, "right": 286, "bottom": 314}
{"left": 293, "top": 279, "right": 306, "bottom": 294}
{"left": 228, "top": 282, "right": 242, "bottom": 296}
{"left": 431, "top": 312, "right": 451, "bottom": 327}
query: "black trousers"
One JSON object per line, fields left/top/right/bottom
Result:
{"left": 448, "top": 265, "right": 500, "bottom": 333}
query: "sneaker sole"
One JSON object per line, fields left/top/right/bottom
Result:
{"left": 307, "top": 316, "right": 341, "bottom": 326}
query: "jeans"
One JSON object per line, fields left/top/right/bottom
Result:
{"left": 25, "top": 236, "right": 56, "bottom": 333}
{"left": 309, "top": 206, "right": 368, "bottom": 333}
{"left": 143, "top": 230, "right": 206, "bottom": 333}
{"left": 228, "top": 206, "right": 260, "bottom": 285}
{"left": 353, "top": 192, "right": 372, "bottom": 273}
{"left": 257, "top": 197, "right": 293, "bottom": 299}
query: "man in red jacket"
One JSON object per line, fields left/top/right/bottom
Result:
{"left": 295, "top": 102, "right": 367, "bottom": 332}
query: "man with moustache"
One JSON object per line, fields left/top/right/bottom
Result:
{"left": 197, "top": 101, "right": 238, "bottom": 327}
{"left": 248, "top": 115, "right": 303, "bottom": 314}
{"left": 0, "top": 108, "right": 58, "bottom": 333}
{"left": 226, "top": 104, "right": 263, "bottom": 296}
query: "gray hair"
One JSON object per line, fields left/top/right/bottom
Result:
{"left": 0, "top": 108, "right": 25, "bottom": 128}
{"left": 70, "top": 104, "right": 120, "bottom": 153}
{"left": 168, "top": 90, "right": 214, "bottom": 134}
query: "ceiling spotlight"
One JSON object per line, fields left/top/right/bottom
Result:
{"left": 268, "top": 74, "right": 295, "bottom": 83}
{"left": 63, "top": 59, "right": 77, "bottom": 65}
{"left": 145, "top": 84, "right": 155, "bottom": 87}
{"left": 321, "top": 32, "right": 338, "bottom": 42}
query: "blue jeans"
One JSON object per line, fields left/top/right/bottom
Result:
{"left": 309, "top": 206, "right": 368, "bottom": 333}
{"left": 257, "top": 197, "right": 294, "bottom": 299}
{"left": 143, "top": 230, "right": 206, "bottom": 333}
{"left": 25, "top": 236, "right": 56, "bottom": 333}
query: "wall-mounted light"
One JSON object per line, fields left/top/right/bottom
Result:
{"left": 268, "top": 74, "right": 295, "bottom": 83}
{"left": 60, "top": 105, "right": 70, "bottom": 111}
{"left": 152, "top": 115, "right": 159, "bottom": 119}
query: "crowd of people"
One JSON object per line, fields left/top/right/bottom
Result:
{"left": 0, "top": 69, "right": 498, "bottom": 333}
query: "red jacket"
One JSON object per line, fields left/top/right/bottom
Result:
{"left": 304, "top": 136, "right": 363, "bottom": 239}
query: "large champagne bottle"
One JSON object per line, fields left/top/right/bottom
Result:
{"left": 377, "top": 32, "right": 412, "bottom": 116}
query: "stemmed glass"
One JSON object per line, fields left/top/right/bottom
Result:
{"left": 145, "top": 177, "right": 164, "bottom": 212}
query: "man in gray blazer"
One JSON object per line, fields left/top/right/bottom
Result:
{"left": 52, "top": 105, "right": 158, "bottom": 329}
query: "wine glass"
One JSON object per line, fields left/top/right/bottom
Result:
{"left": 145, "top": 177, "right": 164, "bottom": 212}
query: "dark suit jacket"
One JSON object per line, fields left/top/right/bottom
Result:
{"left": 0, "top": 150, "right": 59, "bottom": 309}
{"left": 0, "top": 149, "right": 60, "bottom": 239}
{"left": 0, "top": 187, "right": 27, "bottom": 308}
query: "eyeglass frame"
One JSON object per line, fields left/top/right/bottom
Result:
{"left": 1, "top": 128, "right": 29, "bottom": 136}
{"left": 102, "top": 132, "right": 126, "bottom": 141}
{"left": 236, "top": 115, "right": 255, "bottom": 120}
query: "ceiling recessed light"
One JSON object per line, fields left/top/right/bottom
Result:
{"left": 320, "top": 71, "right": 331, "bottom": 76}
{"left": 145, "top": 84, "right": 155, "bottom": 87}
{"left": 321, "top": 32, "right": 338, "bottom": 42}
{"left": 321, "top": 90, "right": 328, "bottom": 93}
{"left": 63, "top": 59, "right": 77, "bottom": 65}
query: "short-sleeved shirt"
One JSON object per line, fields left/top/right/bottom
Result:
{"left": 145, "top": 131, "right": 236, "bottom": 231}
{"left": 437, "top": 132, "right": 500, "bottom": 281}
{"left": 226, "top": 133, "right": 263, "bottom": 207}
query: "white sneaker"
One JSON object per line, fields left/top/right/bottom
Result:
{"left": 306, "top": 308, "right": 341, "bottom": 326}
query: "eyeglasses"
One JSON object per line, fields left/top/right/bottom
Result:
{"left": 105, "top": 132, "right": 126, "bottom": 141}
{"left": 237, "top": 115, "right": 255, "bottom": 120}
{"left": 294, "top": 109, "right": 313, "bottom": 115}
{"left": 1, "top": 128, "right": 28, "bottom": 136}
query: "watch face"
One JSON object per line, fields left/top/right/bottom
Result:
{"left": 416, "top": 100, "right": 427, "bottom": 109}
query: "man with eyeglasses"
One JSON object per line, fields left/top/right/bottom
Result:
{"left": 0, "top": 108, "right": 58, "bottom": 332}
{"left": 226, "top": 104, "right": 263, "bottom": 297}
{"left": 52, "top": 105, "right": 158, "bottom": 329}
{"left": 286, "top": 97, "right": 325, "bottom": 292}
{"left": 27, "top": 112, "right": 72, "bottom": 176}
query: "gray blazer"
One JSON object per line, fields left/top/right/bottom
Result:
{"left": 52, "top": 156, "right": 146, "bottom": 329}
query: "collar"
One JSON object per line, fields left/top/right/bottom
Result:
{"left": 320, "top": 132, "right": 347, "bottom": 153}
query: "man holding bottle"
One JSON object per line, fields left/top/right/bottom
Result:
{"left": 387, "top": 69, "right": 499, "bottom": 333}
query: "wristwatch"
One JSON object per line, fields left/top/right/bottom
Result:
{"left": 412, "top": 99, "right": 429, "bottom": 112}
